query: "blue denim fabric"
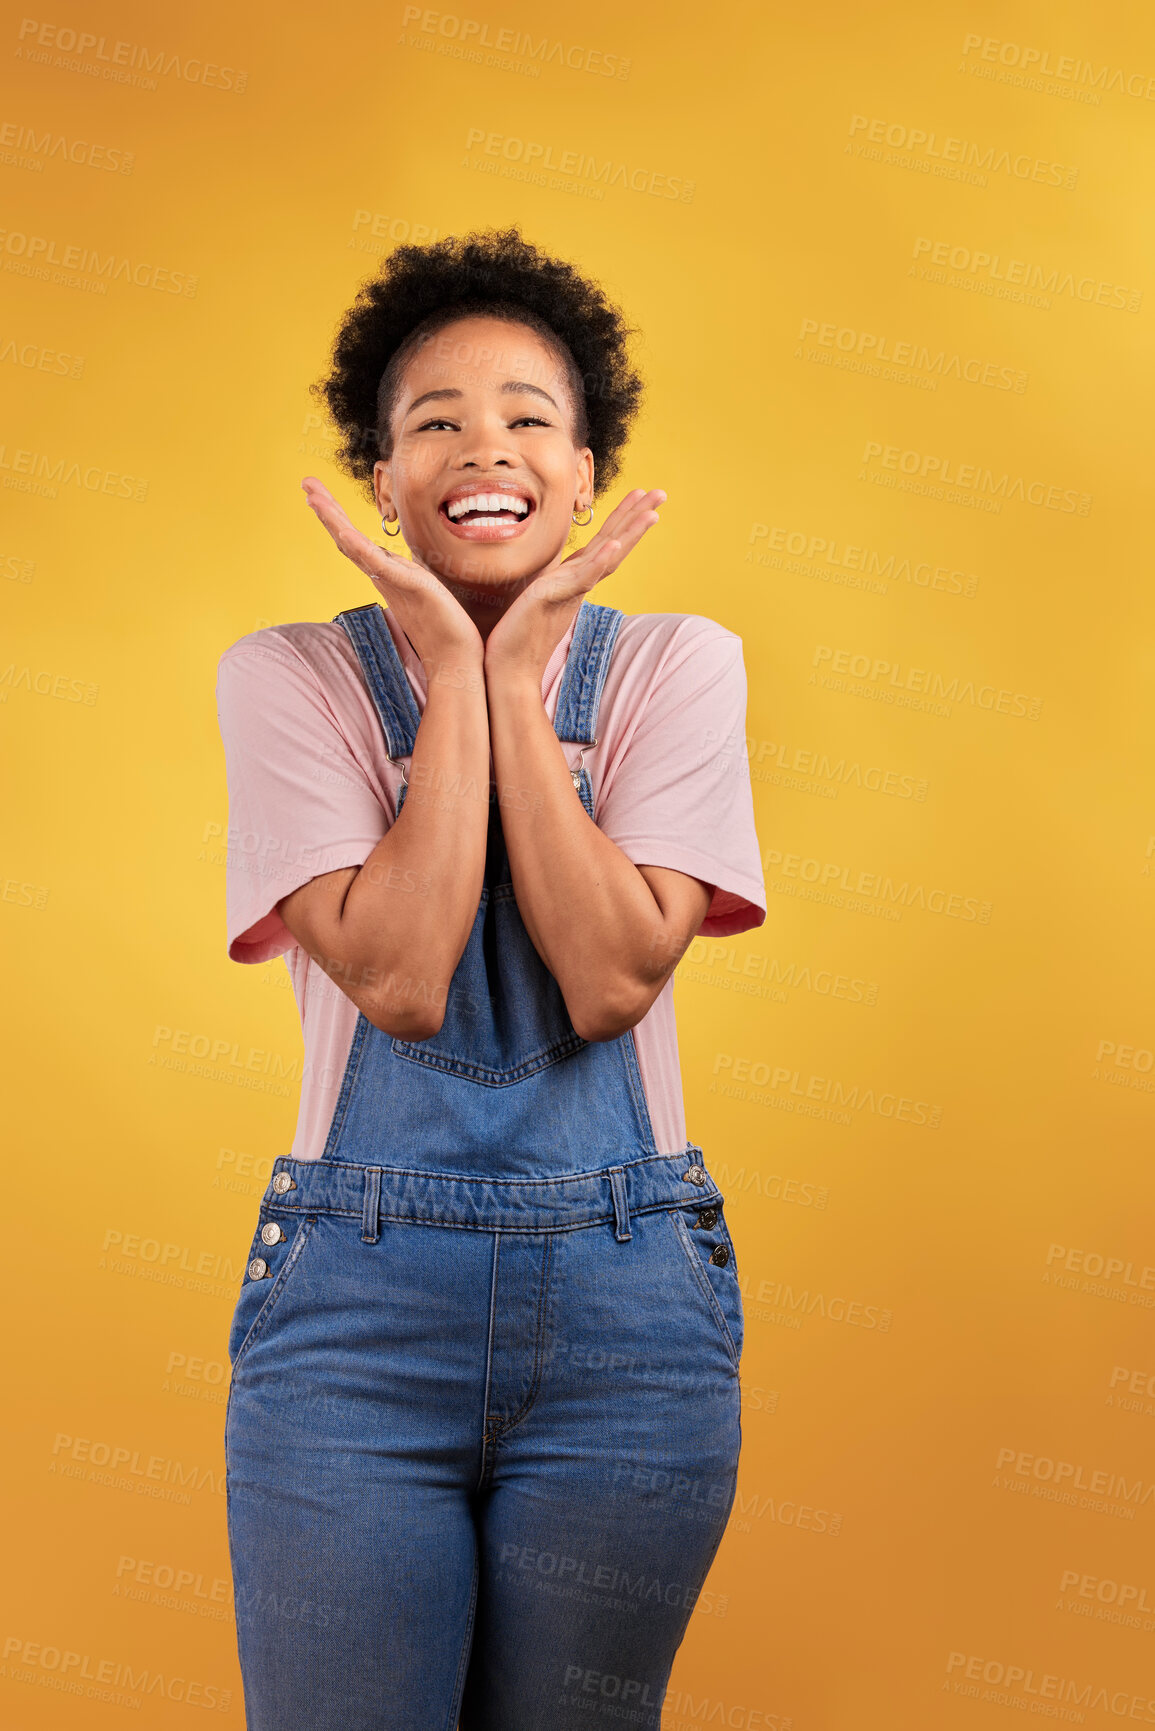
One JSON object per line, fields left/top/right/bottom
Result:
{"left": 224, "top": 602, "right": 744, "bottom": 1730}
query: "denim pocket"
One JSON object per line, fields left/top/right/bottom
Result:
{"left": 391, "top": 884, "right": 588, "bottom": 1086}
{"left": 667, "top": 1204, "right": 744, "bottom": 1371}
{"left": 227, "top": 1210, "right": 316, "bottom": 1375}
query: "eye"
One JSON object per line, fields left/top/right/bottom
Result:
{"left": 412, "top": 412, "right": 552, "bottom": 432}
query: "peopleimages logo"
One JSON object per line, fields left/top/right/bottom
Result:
{"left": 2, "top": 1633, "right": 232, "bottom": 1711}
{"left": 960, "top": 34, "right": 1155, "bottom": 101}
{"left": 14, "top": 18, "right": 248, "bottom": 92}
{"left": 0, "top": 441, "right": 148, "bottom": 500}
{"left": 747, "top": 521, "right": 979, "bottom": 598}
{"left": 847, "top": 114, "right": 1078, "bottom": 188}
{"left": 712, "top": 1051, "right": 941, "bottom": 1126}
{"left": 400, "top": 7, "right": 631, "bottom": 77}
{"left": 762, "top": 844, "right": 992, "bottom": 924}
{"left": 0, "top": 120, "right": 134, "bottom": 173}
{"left": 811, "top": 643, "right": 1043, "bottom": 720}
{"left": 861, "top": 440, "right": 1092, "bottom": 515}
{"left": 462, "top": 129, "right": 695, "bottom": 202}
{"left": 0, "top": 226, "right": 197, "bottom": 296}
{"left": 798, "top": 316, "right": 1027, "bottom": 392}
{"left": 995, "top": 1446, "right": 1155, "bottom": 1507}
{"left": 911, "top": 238, "right": 1142, "bottom": 313}
{"left": 945, "top": 1649, "right": 1155, "bottom": 1720}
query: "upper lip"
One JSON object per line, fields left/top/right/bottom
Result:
{"left": 439, "top": 479, "right": 536, "bottom": 510}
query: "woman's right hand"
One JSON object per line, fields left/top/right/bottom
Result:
{"left": 301, "top": 477, "right": 484, "bottom": 672}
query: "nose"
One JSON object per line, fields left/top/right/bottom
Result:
{"left": 451, "top": 411, "right": 520, "bottom": 472}
{"left": 457, "top": 451, "right": 513, "bottom": 470}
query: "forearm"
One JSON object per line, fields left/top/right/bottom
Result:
{"left": 320, "top": 662, "right": 490, "bottom": 1031}
{"left": 486, "top": 676, "right": 675, "bottom": 1040}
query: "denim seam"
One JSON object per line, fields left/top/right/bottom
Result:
{"left": 319, "top": 1014, "right": 369, "bottom": 1160}
{"left": 618, "top": 1027, "right": 661, "bottom": 1154}
{"left": 554, "top": 601, "right": 603, "bottom": 744}
{"left": 578, "top": 608, "right": 624, "bottom": 736}
{"left": 228, "top": 1215, "right": 319, "bottom": 1381}
{"left": 555, "top": 603, "right": 624, "bottom": 743}
{"left": 574, "top": 766, "right": 595, "bottom": 821}
{"left": 551, "top": 601, "right": 590, "bottom": 742}
{"left": 263, "top": 1197, "right": 723, "bottom": 1233}
{"left": 293, "top": 1149, "right": 698, "bottom": 1187}
{"left": 335, "top": 603, "right": 422, "bottom": 756}
{"left": 361, "top": 1167, "right": 382, "bottom": 1243}
{"left": 609, "top": 1167, "right": 632, "bottom": 1241}
{"left": 389, "top": 1029, "right": 589, "bottom": 1087}
{"left": 222, "top": 1447, "right": 260, "bottom": 1730}
{"left": 476, "top": 1233, "right": 502, "bottom": 1493}
{"left": 667, "top": 1207, "right": 741, "bottom": 1372}
{"left": 489, "top": 1232, "right": 553, "bottom": 1440}
{"left": 445, "top": 1547, "right": 481, "bottom": 1730}
{"left": 718, "top": 1216, "right": 740, "bottom": 1278}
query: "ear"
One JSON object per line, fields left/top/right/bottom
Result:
{"left": 573, "top": 446, "right": 595, "bottom": 511}
{"left": 372, "top": 458, "right": 395, "bottom": 520}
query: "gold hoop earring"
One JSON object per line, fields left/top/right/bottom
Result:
{"left": 571, "top": 505, "right": 593, "bottom": 526}
{"left": 381, "top": 514, "right": 401, "bottom": 537}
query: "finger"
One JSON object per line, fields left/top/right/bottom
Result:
{"left": 302, "top": 476, "right": 375, "bottom": 545}
{"left": 562, "top": 497, "right": 661, "bottom": 575}
{"left": 301, "top": 478, "right": 411, "bottom": 582}
{"left": 578, "top": 488, "right": 665, "bottom": 556}
{"left": 301, "top": 475, "right": 355, "bottom": 527}
{"left": 594, "top": 487, "right": 666, "bottom": 537}
{"left": 605, "top": 502, "right": 662, "bottom": 557}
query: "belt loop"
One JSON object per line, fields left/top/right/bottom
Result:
{"left": 608, "top": 1167, "right": 632, "bottom": 1243}
{"left": 361, "top": 1167, "right": 382, "bottom": 1244}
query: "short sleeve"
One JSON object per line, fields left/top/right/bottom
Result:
{"left": 596, "top": 621, "right": 767, "bottom": 938}
{"left": 215, "top": 643, "right": 387, "bottom": 964}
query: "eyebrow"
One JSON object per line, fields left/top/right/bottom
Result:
{"left": 405, "top": 380, "right": 562, "bottom": 416}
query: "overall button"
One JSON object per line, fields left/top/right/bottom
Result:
{"left": 709, "top": 1244, "right": 730, "bottom": 1267}
{"left": 260, "top": 1223, "right": 285, "bottom": 1246}
{"left": 695, "top": 1207, "right": 719, "bottom": 1230}
{"left": 247, "top": 1257, "right": 270, "bottom": 1281}
{"left": 272, "top": 1172, "right": 295, "bottom": 1195}
{"left": 683, "top": 1165, "right": 707, "bottom": 1187}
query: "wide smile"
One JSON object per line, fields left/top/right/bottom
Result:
{"left": 438, "top": 486, "right": 537, "bottom": 542}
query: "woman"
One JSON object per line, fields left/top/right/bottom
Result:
{"left": 216, "top": 226, "right": 766, "bottom": 1731}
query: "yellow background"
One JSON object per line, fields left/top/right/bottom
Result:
{"left": 4, "top": 0, "right": 1154, "bottom": 1724}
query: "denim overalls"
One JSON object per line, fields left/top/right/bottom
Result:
{"left": 224, "top": 600, "right": 744, "bottom": 1731}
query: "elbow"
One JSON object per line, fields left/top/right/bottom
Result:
{"left": 364, "top": 996, "right": 446, "bottom": 1043}
{"left": 357, "top": 953, "right": 453, "bottom": 1042}
{"left": 568, "top": 979, "right": 650, "bottom": 1044}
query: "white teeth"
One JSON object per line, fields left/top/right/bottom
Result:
{"left": 445, "top": 492, "right": 530, "bottom": 520}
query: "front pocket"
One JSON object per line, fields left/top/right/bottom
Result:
{"left": 667, "top": 1205, "right": 744, "bottom": 1371}
{"left": 227, "top": 1211, "right": 316, "bottom": 1375}
{"left": 391, "top": 883, "right": 588, "bottom": 1086}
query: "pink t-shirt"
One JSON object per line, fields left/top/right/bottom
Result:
{"left": 215, "top": 605, "right": 766, "bottom": 1159}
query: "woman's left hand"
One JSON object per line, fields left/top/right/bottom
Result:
{"left": 484, "top": 488, "right": 666, "bottom": 684}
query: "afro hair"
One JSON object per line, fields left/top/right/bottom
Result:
{"left": 312, "top": 225, "right": 645, "bottom": 504}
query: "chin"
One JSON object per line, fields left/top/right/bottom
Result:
{"left": 418, "top": 536, "right": 563, "bottom": 595}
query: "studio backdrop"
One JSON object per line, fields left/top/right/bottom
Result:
{"left": 4, "top": 0, "right": 1153, "bottom": 1725}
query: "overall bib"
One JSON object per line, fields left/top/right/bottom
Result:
{"left": 224, "top": 601, "right": 744, "bottom": 1731}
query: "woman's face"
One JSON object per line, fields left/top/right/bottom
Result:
{"left": 373, "top": 314, "right": 593, "bottom": 601}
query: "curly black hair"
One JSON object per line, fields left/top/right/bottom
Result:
{"left": 312, "top": 226, "right": 644, "bottom": 504}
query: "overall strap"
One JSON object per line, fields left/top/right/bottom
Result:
{"left": 334, "top": 599, "right": 623, "bottom": 822}
{"left": 332, "top": 602, "right": 422, "bottom": 812}
{"left": 554, "top": 601, "right": 625, "bottom": 821}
